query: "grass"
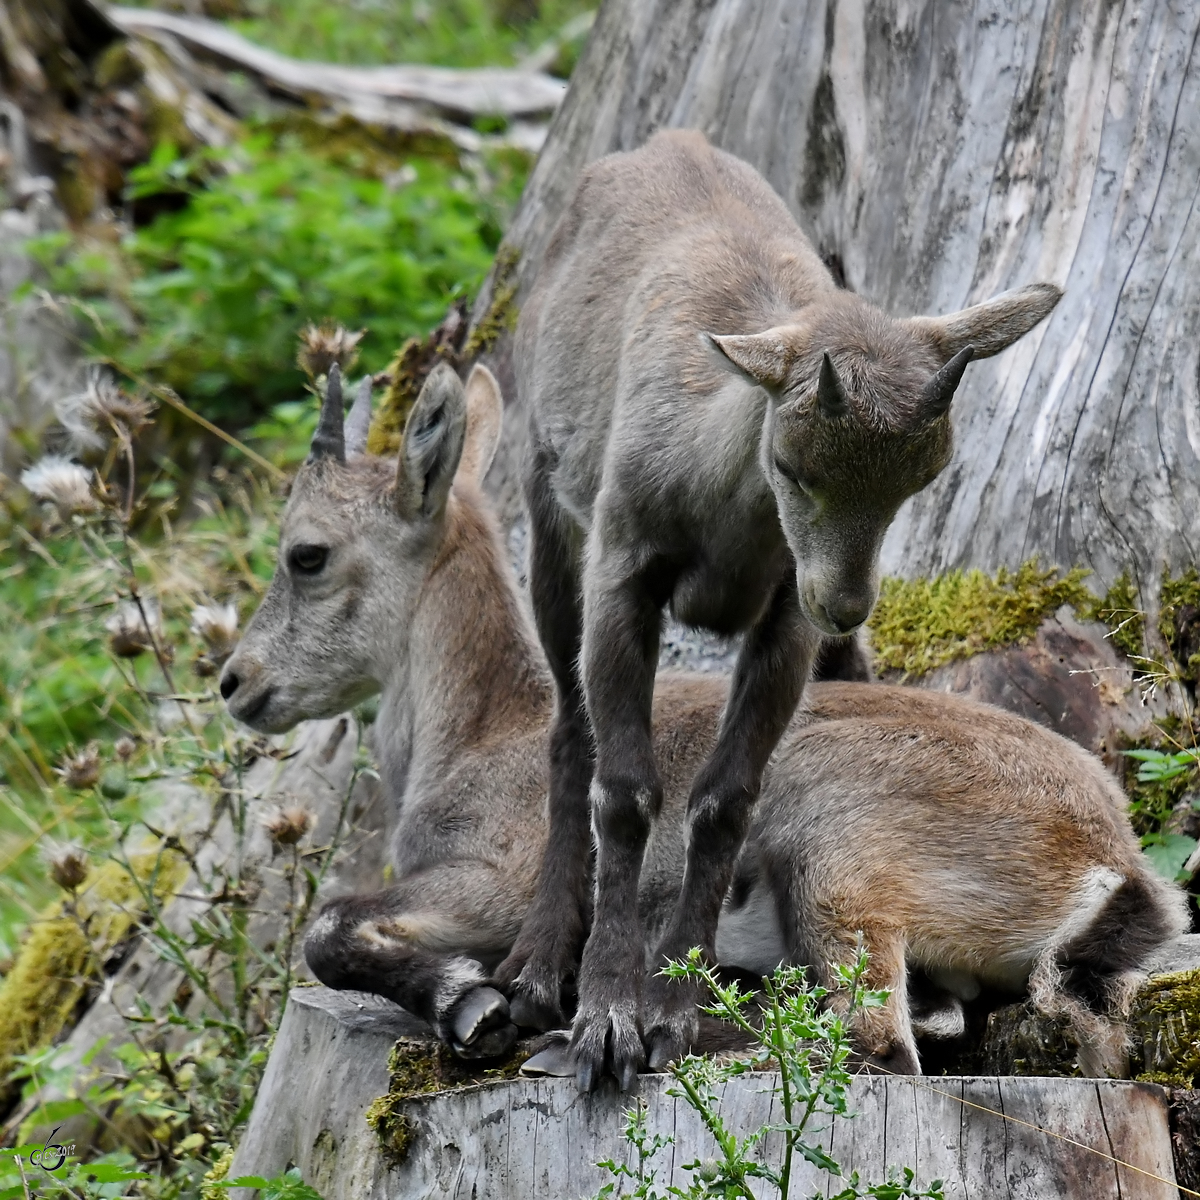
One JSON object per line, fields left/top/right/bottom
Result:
{"left": 118, "top": 0, "right": 595, "bottom": 72}
{"left": 0, "top": 470, "right": 281, "bottom": 955}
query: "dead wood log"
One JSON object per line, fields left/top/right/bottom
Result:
{"left": 107, "top": 7, "right": 567, "bottom": 122}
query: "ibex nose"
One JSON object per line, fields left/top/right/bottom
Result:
{"left": 219, "top": 670, "right": 240, "bottom": 701}
{"left": 819, "top": 595, "right": 872, "bottom": 634}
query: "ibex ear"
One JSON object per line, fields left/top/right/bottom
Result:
{"left": 457, "top": 364, "right": 503, "bottom": 485}
{"left": 395, "top": 363, "right": 467, "bottom": 519}
{"left": 904, "top": 282, "right": 1062, "bottom": 362}
{"left": 704, "top": 328, "right": 792, "bottom": 392}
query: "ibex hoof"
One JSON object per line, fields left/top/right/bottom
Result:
{"left": 450, "top": 986, "right": 513, "bottom": 1058}
{"left": 509, "top": 988, "right": 565, "bottom": 1031}
{"left": 519, "top": 1031, "right": 574, "bottom": 1077}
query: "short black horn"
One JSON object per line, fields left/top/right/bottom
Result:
{"left": 817, "top": 351, "right": 850, "bottom": 419}
{"left": 922, "top": 344, "right": 975, "bottom": 419}
{"left": 309, "top": 362, "right": 346, "bottom": 462}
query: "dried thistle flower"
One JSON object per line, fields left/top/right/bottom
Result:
{"left": 105, "top": 600, "right": 163, "bottom": 658}
{"left": 297, "top": 323, "right": 364, "bottom": 380}
{"left": 55, "top": 744, "right": 101, "bottom": 789}
{"left": 262, "top": 805, "right": 315, "bottom": 846}
{"left": 190, "top": 603, "right": 239, "bottom": 663}
{"left": 20, "top": 455, "right": 98, "bottom": 515}
{"left": 57, "top": 367, "right": 155, "bottom": 451}
{"left": 44, "top": 841, "right": 90, "bottom": 891}
{"left": 114, "top": 736, "right": 137, "bottom": 761}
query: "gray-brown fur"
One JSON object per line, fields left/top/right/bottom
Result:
{"left": 510, "top": 129, "right": 1063, "bottom": 1087}
{"left": 221, "top": 366, "right": 1183, "bottom": 1077}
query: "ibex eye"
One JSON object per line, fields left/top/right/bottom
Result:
{"left": 289, "top": 544, "right": 328, "bottom": 575}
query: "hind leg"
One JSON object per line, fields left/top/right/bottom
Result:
{"left": 808, "top": 926, "right": 920, "bottom": 1075}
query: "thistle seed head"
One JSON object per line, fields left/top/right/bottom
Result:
{"left": 297, "top": 323, "right": 364, "bottom": 381}
{"left": 20, "top": 455, "right": 98, "bottom": 515}
{"left": 105, "top": 600, "right": 163, "bottom": 658}
{"left": 190, "top": 603, "right": 239, "bottom": 663}
{"left": 114, "top": 736, "right": 137, "bottom": 761}
{"left": 55, "top": 744, "right": 101, "bottom": 789}
{"left": 57, "top": 368, "right": 155, "bottom": 450}
{"left": 262, "top": 805, "right": 315, "bottom": 846}
{"left": 44, "top": 841, "right": 90, "bottom": 891}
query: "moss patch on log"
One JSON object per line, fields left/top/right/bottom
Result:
{"left": 866, "top": 558, "right": 1092, "bottom": 678}
{"left": 1160, "top": 566, "right": 1200, "bottom": 689}
{"left": 462, "top": 242, "right": 520, "bottom": 359}
{"left": 365, "top": 1034, "right": 526, "bottom": 1167}
{"left": 1131, "top": 968, "right": 1200, "bottom": 1088}
{"left": 365, "top": 243, "right": 520, "bottom": 460}
{"left": 365, "top": 300, "right": 470, "bottom": 458}
{"left": 975, "top": 1000, "right": 1081, "bottom": 1077}
{"left": 0, "top": 848, "right": 186, "bottom": 1089}
{"left": 1085, "top": 572, "right": 1146, "bottom": 662}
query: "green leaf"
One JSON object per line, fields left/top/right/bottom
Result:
{"left": 80, "top": 1163, "right": 152, "bottom": 1182}
{"left": 1142, "top": 833, "right": 1198, "bottom": 882}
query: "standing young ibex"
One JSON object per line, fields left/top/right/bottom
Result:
{"left": 508, "top": 129, "right": 1064, "bottom": 1087}
{"left": 220, "top": 365, "right": 1184, "bottom": 1077}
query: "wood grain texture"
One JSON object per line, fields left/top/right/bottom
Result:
{"left": 231, "top": 986, "right": 1179, "bottom": 1200}
{"left": 480, "top": 0, "right": 1200, "bottom": 608}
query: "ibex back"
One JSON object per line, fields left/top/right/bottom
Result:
{"left": 221, "top": 364, "right": 1183, "bottom": 1079}
{"left": 509, "top": 129, "right": 1063, "bottom": 1087}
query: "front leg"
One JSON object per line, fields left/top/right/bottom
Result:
{"left": 305, "top": 866, "right": 524, "bottom": 1059}
{"left": 493, "top": 445, "right": 593, "bottom": 1029}
{"left": 644, "top": 571, "right": 818, "bottom": 1068}
{"left": 571, "top": 560, "right": 664, "bottom": 1091}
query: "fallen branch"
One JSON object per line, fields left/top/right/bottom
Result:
{"left": 106, "top": 6, "right": 567, "bottom": 122}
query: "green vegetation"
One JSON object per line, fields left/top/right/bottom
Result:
{"left": 222, "top": 0, "right": 593, "bottom": 72}
{"left": 1130, "top": 967, "right": 1200, "bottom": 1088}
{"left": 866, "top": 558, "right": 1092, "bottom": 678}
{"left": 28, "top": 133, "right": 525, "bottom": 428}
{"left": 591, "top": 949, "right": 943, "bottom": 1200}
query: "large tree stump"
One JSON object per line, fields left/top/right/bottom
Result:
{"left": 477, "top": 0, "right": 1200, "bottom": 616}
{"left": 230, "top": 985, "right": 1182, "bottom": 1200}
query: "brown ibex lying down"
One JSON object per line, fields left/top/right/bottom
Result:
{"left": 219, "top": 364, "right": 1185, "bottom": 1077}
{"left": 509, "top": 129, "right": 1065, "bottom": 1087}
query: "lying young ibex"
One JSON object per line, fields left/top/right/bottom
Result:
{"left": 509, "top": 129, "right": 1065, "bottom": 1088}
{"left": 220, "top": 365, "right": 1184, "bottom": 1077}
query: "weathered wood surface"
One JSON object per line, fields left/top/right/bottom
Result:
{"left": 231, "top": 986, "right": 1179, "bottom": 1200}
{"left": 479, "top": 0, "right": 1200, "bottom": 612}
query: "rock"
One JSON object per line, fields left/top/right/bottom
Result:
{"left": 911, "top": 607, "right": 1170, "bottom": 763}
{"left": 232, "top": 985, "right": 1180, "bottom": 1200}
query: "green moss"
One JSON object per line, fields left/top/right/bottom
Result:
{"left": 1131, "top": 968, "right": 1200, "bottom": 1088}
{"left": 866, "top": 558, "right": 1093, "bottom": 678}
{"left": 366, "top": 336, "right": 457, "bottom": 458}
{"left": 463, "top": 242, "right": 520, "bottom": 359}
{"left": 1083, "top": 571, "right": 1146, "bottom": 662}
{"left": 365, "top": 1035, "right": 527, "bottom": 1166}
{"left": 977, "top": 1000, "right": 1080, "bottom": 1078}
{"left": 200, "top": 1146, "right": 235, "bottom": 1200}
{"left": 1160, "top": 565, "right": 1200, "bottom": 687}
{"left": 366, "top": 244, "right": 520, "bottom": 459}
{"left": 0, "top": 849, "right": 186, "bottom": 1087}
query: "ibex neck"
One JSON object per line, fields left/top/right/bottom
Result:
{"left": 379, "top": 489, "right": 550, "bottom": 792}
